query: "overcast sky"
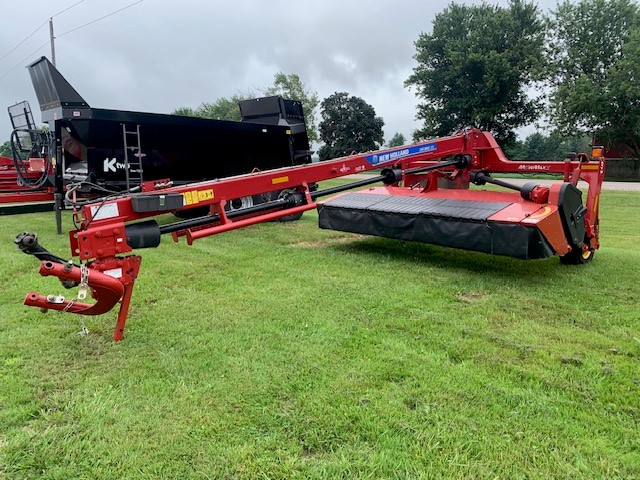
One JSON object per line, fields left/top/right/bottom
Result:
{"left": 0, "top": 0, "right": 558, "bottom": 144}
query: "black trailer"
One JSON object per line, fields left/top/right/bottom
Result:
{"left": 16, "top": 57, "right": 313, "bottom": 227}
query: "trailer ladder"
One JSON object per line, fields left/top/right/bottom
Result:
{"left": 121, "top": 124, "right": 144, "bottom": 191}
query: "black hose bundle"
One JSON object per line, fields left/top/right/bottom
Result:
{"left": 10, "top": 128, "right": 53, "bottom": 189}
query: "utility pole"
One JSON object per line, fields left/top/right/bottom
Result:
{"left": 49, "top": 18, "right": 56, "bottom": 66}
{"left": 49, "top": 16, "right": 60, "bottom": 233}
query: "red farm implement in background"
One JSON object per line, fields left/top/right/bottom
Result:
{"left": 0, "top": 154, "right": 54, "bottom": 206}
{"left": 15, "top": 128, "right": 605, "bottom": 341}
{"left": 0, "top": 101, "right": 56, "bottom": 214}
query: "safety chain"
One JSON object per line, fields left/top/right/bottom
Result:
{"left": 61, "top": 299, "right": 75, "bottom": 313}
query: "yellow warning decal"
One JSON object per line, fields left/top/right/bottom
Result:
{"left": 198, "top": 189, "right": 214, "bottom": 201}
{"left": 594, "top": 195, "right": 599, "bottom": 213}
{"left": 184, "top": 189, "right": 214, "bottom": 205}
{"left": 580, "top": 164, "right": 599, "bottom": 171}
{"left": 286, "top": 129, "right": 292, "bottom": 135}
{"left": 184, "top": 191, "right": 196, "bottom": 205}
{"left": 272, "top": 176, "right": 289, "bottom": 185}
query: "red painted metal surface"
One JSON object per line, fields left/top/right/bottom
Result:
{"left": 19, "top": 129, "right": 606, "bottom": 341}
{"left": 0, "top": 191, "right": 55, "bottom": 203}
{"left": 0, "top": 156, "right": 54, "bottom": 202}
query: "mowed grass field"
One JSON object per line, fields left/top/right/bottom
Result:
{"left": 0, "top": 184, "right": 638, "bottom": 479}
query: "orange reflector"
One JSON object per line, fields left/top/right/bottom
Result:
{"left": 272, "top": 176, "right": 289, "bottom": 185}
{"left": 591, "top": 146, "right": 604, "bottom": 158}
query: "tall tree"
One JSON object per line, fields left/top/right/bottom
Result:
{"left": 405, "top": 0, "right": 545, "bottom": 145}
{"left": 172, "top": 94, "right": 249, "bottom": 122}
{"left": 171, "top": 73, "right": 318, "bottom": 139}
{"left": 387, "top": 132, "right": 407, "bottom": 148}
{"left": 264, "top": 72, "right": 320, "bottom": 143}
{"left": 196, "top": 95, "right": 246, "bottom": 122}
{"left": 318, "top": 92, "right": 384, "bottom": 161}
{"left": 172, "top": 106, "right": 197, "bottom": 117}
{"left": 548, "top": 0, "right": 640, "bottom": 157}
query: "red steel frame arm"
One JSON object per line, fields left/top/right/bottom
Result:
{"left": 68, "top": 130, "right": 485, "bottom": 260}
{"left": 19, "top": 129, "right": 606, "bottom": 341}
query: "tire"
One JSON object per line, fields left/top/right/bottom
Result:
{"left": 173, "top": 195, "right": 259, "bottom": 219}
{"left": 224, "top": 195, "right": 255, "bottom": 212}
{"left": 560, "top": 245, "right": 594, "bottom": 264}
{"left": 269, "top": 189, "right": 303, "bottom": 222}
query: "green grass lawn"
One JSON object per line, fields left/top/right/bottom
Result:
{"left": 0, "top": 187, "right": 638, "bottom": 479}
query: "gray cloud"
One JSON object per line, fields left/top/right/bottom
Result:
{"left": 0, "top": 0, "right": 557, "bottom": 144}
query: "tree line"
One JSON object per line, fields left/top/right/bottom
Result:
{"left": 173, "top": 0, "right": 639, "bottom": 161}
{"left": 406, "top": 0, "right": 640, "bottom": 158}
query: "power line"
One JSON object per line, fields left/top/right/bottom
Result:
{"left": 0, "top": 40, "right": 50, "bottom": 81}
{"left": 52, "top": 0, "right": 87, "bottom": 18}
{"left": 0, "top": 0, "right": 145, "bottom": 80}
{"left": 0, "top": 0, "right": 87, "bottom": 63}
{"left": 0, "top": 21, "right": 47, "bottom": 63}
{"left": 57, "top": 0, "right": 144, "bottom": 38}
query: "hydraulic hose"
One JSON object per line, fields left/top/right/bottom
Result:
{"left": 10, "top": 128, "right": 52, "bottom": 189}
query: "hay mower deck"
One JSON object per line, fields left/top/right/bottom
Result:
{"left": 14, "top": 129, "right": 605, "bottom": 341}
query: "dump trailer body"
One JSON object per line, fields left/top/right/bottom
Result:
{"left": 56, "top": 108, "right": 308, "bottom": 189}
{"left": 26, "top": 56, "right": 312, "bottom": 191}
